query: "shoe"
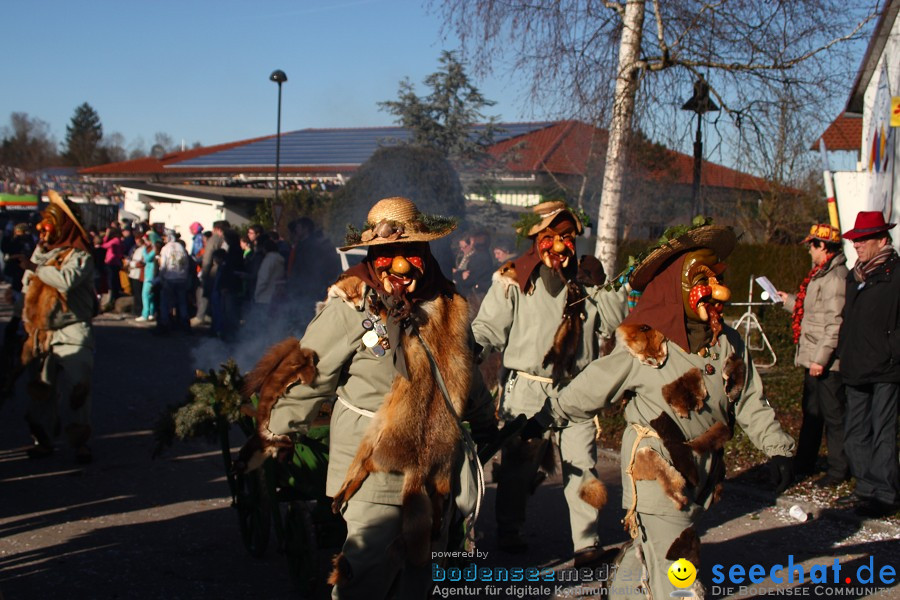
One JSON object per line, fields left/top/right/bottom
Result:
{"left": 135, "top": 316, "right": 147, "bottom": 322}
{"left": 148, "top": 315, "right": 155, "bottom": 321}
{"left": 813, "top": 474, "right": 849, "bottom": 488}
{"left": 498, "top": 533, "right": 528, "bottom": 554}
{"left": 855, "top": 499, "right": 900, "bottom": 519}
{"left": 26, "top": 443, "right": 54, "bottom": 459}
{"left": 835, "top": 492, "right": 871, "bottom": 508}
{"left": 75, "top": 445, "right": 93, "bottom": 464}
{"left": 573, "top": 545, "right": 620, "bottom": 569}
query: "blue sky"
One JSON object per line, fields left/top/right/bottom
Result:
{"left": 2, "top": 0, "right": 539, "bottom": 151}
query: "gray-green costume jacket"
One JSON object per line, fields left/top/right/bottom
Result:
{"left": 546, "top": 324, "right": 795, "bottom": 517}
{"left": 472, "top": 267, "right": 628, "bottom": 416}
{"left": 28, "top": 246, "right": 95, "bottom": 348}
{"left": 268, "top": 280, "right": 494, "bottom": 506}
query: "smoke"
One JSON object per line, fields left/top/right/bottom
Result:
{"left": 189, "top": 298, "right": 318, "bottom": 374}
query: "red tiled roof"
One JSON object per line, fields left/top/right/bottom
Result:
{"left": 812, "top": 112, "right": 863, "bottom": 152}
{"left": 490, "top": 120, "right": 771, "bottom": 192}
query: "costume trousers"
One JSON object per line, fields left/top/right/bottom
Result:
{"left": 333, "top": 500, "right": 446, "bottom": 600}
{"left": 796, "top": 369, "right": 848, "bottom": 479}
{"left": 495, "top": 419, "right": 600, "bottom": 551}
{"left": 844, "top": 383, "right": 900, "bottom": 505}
{"left": 24, "top": 343, "right": 93, "bottom": 447}
{"left": 141, "top": 280, "right": 156, "bottom": 319}
{"left": 609, "top": 511, "right": 703, "bottom": 600}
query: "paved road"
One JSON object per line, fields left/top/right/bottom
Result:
{"left": 1, "top": 310, "right": 898, "bottom": 600}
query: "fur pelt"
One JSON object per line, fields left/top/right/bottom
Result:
{"left": 330, "top": 277, "right": 472, "bottom": 567}
{"left": 327, "top": 552, "right": 352, "bottom": 587}
{"left": 493, "top": 261, "right": 518, "bottom": 299}
{"left": 662, "top": 368, "right": 708, "bottom": 418}
{"left": 649, "top": 412, "right": 699, "bottom": 487}
{"left": 542, "top": 280, "right": 587, "bottom": 383}
{"left": 316, "top": 272, "right": 368, "bottom": 313}
{"left": 236, "top": 337, "right": 318, "bottom": 472}
{"left": 631, "top": 447, "right": 687, "bottom": 509}
{"left": 578, "top": 477, "right": 608, "bottom": 510}
{"left": 665, "top": 526, "right": 701, "bottom": 566}
{"left": 687, "top": 422, "right": 732, "bottom": 454}
{"left": 21, "top": 249, "right": 72, "bottom": 365}
{"left": 617, "top": 324, "right": 667, "bottom": 367}
{"left": 723, "top": 353, "right": 746, "bottom": 403}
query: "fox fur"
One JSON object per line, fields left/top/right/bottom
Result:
{"left": 723, "top": 353, "right": 746, "bottom": 403}
{"left": 662, "top": 368, "right": 707, "bottom": 418}
{"left": 649, "top": 412, "right": 699, "bottom": 487}
{"left": 21, "top": 250, "right": 72, "bottom": 365}
{"left": 330, "top": 276, "right": 472, "bottom": 567}
{"left": 617, "top": 324, "right": 667, "bottom": 367}
{"left": 665, "top": 526, "right": 701, "bottom": 566}
{"left": 493, "top": 261, "right": 518, "bottom": 299}
{"left": 687, "top": 422, "right": 732, "bottom": 454}
{"left": 236, "top": 338, "right": 318, "bottom": 472}
{"left": 631, "top": 446, "right": 688, "bottom": 509}
{"left": 578, "top": 477, "right": 608, "bottom": 510}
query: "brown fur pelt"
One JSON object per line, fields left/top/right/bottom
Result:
{"left": 316, "top": 272, "right": 368, "bottom": 314}
{"left": 665, "top": 526, "right": 701, "bottom": 566}
{"left": 327, "top": 552, "right": 353, "bottom": 587}
{"left": 631, "top": 447, "right": 687, "bottom": 509}
{"left": 662, "top": 368, "right": 707, "bottom": 418}
{"left": 649, "top": 412, "right": 699, "bottom": 487}
{"left": 617, "top": 324, "right": 667, "bottom": 367}
{"left": 21, "top": 250, "right": 72, "bottom": 365}
{"left": 688, "top": 422, "right": 732, "bottom": 454}
{"left": 723, "top": 353, "right": 746, "bottom": 403}
{"left": 331, "top": 288, "right": 472, "bottom": 567}
{"left": 494, "top": 261, "right": 518, "bottom": 299}
{"left": 542, "top": 280, "right": 587, "bottom": 383}
{"left": 578, "top": 477, "right": 608, "bottom": 509}
{"left": 235, "top": 337, "right": 318, "bottom": 471}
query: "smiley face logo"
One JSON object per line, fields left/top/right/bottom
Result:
{"left": 667, "top": 558, "right": 697, "bottom": 588}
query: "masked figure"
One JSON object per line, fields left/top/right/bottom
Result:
{"left": 22, "top": 190, "right": 96, "bottom": 464}
{"left": 242, "top": 196, "right": 495, "bottom": 599}
{"left": 530, "top": 223, "right": 795, "bottom": 599}
{"left": 471, "top": 201, "right": 628, "bottom": 565}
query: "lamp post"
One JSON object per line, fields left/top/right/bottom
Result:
{"left": 270, "top": 69, "right": 287, "bottom": 229}
{"left": 681, "top": 77, "right": 718, "bottom": 218}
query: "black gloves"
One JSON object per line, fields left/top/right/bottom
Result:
{"left": 521, "top": 415, "right": 549, "bottom": 441}
{"left": 768, "top": 455, "right": 794, "bottom": 495}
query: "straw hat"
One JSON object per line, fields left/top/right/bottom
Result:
{"left": 46, "top": 190, "right": 89, "bottom": 242}
{"left": 520, "top": 201, "right": 584, "bottom": 237}
{"left": 629, "top": 225, "right": 736, "bottom": 292}
{"left": 340, "top": 196, "right": 457, "bottom": 251}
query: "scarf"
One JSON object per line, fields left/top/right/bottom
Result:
{"left": 853, "top": 245, "right": 896, "bottom": 283}
{"left": 791, "top": 253, "right": 835, "bottom": 344}
{"left": 621, "top": 254, "right": 693, "bottom": 353}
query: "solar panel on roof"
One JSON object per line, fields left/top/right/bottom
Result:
{"left": 169, "top": 122, "right": 555, "bottom": 169}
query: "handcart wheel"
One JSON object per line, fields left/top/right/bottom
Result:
{"left": 284, "top": 501, "right": 318, "bottom": 596}
{"left": 236, "top": 468, "right": 271, "bottom": 557}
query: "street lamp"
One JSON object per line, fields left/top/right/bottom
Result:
{"left": 681, "top": 77, "right": 719, "bottom": 218}
{"left": 270, "top": 69, "right": 287, "bottom": 229}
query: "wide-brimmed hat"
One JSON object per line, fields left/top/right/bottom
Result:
{"left": 46, "top": 190, "right": 89, "bottom": 241}
{"left": 801, "top": 223, "right": 841, "bottom": 245}
{"left": 629, "top": 224, "right": 736, "bottom": 292}
{"left": 340, "top": 196, "right": 457, "bottom": 251}
{"left": 842, "top": 211, "right": 896, "bottom": 240}
{"left": 517, "top": 201, "right": 585, "bottom": 238}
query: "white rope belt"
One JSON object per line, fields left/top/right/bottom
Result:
{"left": 337, "top": 396, "right": 375, "bottom": 418}
{"left": 515, "top": 371, "right": 554, "bottom": 384}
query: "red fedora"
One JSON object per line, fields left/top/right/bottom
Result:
{"left": 842, "top": 211, "right": 896, "bottom": 240}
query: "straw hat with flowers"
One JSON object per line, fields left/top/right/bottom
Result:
{"left": 629, "top": 218, "right": 736, "bottom": 292}
{"left": 340, "top": 196, "right": 457, "bottom": 251}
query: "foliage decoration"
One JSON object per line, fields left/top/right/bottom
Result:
{"left": 153, "top": 360, "right": 246, "bottom": 456}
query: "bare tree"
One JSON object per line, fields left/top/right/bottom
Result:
{"left": 0, "top": 112, "right": 59, "bottom": 173}
{"left": 435, "top": 0, "right": 880, "bottom": 276}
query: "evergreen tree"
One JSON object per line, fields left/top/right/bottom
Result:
{"left": 378, "top": 51, "right": 500, "bottom": 165}
{"left": 63, "top": 102, "right": 104, "bottom": 166}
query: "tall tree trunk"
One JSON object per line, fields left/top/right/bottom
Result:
{"left": 594, "top": 0, "right": 645, "bottom": 280}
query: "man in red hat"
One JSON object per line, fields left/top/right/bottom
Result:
{"left": 835, "top": 211, "right": 900, "bottom": 518}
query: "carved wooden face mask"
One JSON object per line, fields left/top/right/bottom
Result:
{"left": 535, "top": 218, "right": 577, "bottom": 271}
{"left": 681, "top": 248, "right": 731, "bottom": 325}
{"left": 36, "top": 203, "right": 66, "bottom": 245}
{"left": 369, "top": 242, "right": 426, "bottom": 298}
